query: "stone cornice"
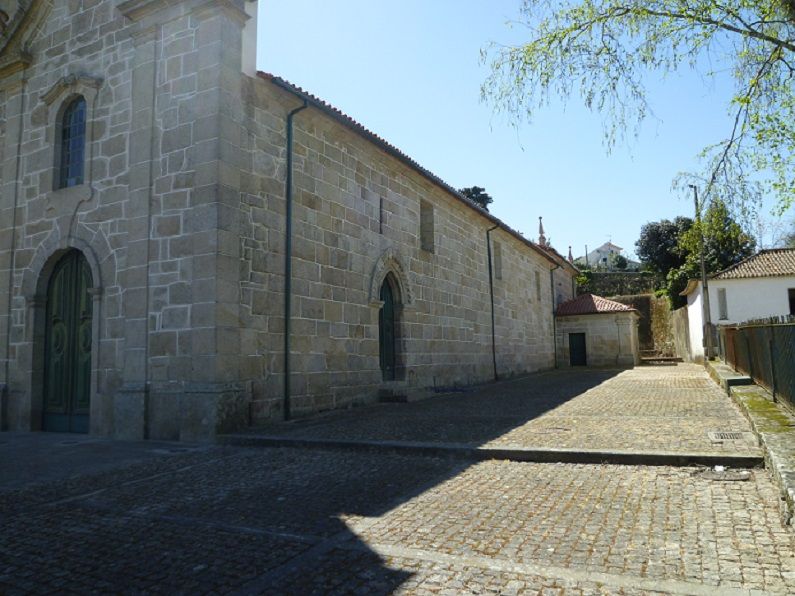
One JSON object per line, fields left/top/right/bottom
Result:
{"left": 0, "top": 47, "right": 30, "bottom": 78}
{"left": 119, "top": 0, "right": 250, "bottom": 24}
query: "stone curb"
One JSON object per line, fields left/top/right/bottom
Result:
{"left": 217, "top": 434, "right": 763, "bottom": 468}
{"left": 706, "top": 360, "right": 795, "bottom": 525}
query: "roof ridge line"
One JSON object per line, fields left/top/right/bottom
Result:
{"left": 256, "top": 71, "right": 573, "bottom": 271}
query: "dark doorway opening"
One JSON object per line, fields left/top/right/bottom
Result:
{"left": 569, "top": 333, "right": 587, "bottom": 366}
{"left": 43, "top": 250, "right": 93, "bottom": 433}
{"left": 379, "top": 275, "right": 397, "bottom": 381}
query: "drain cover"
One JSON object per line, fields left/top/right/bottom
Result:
{"left": 707, "top": 431, "right": 748, "bottom": 441}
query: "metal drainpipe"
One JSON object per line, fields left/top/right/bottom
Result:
{"left": 283, "top": 99, "right": 308, "bottom": 421}
{"left": 486, "top": 225, "right": 499, "bottom": 381}
{"left": 550, "top": 264, "right": 561, "bottom": 368}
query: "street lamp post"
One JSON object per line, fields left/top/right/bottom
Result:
{"left": 690, "top": 184, "right": 713, "bottom": 360}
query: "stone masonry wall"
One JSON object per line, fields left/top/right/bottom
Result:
{"left": 0, "top": 0, "right": 252, "bottom": 439}
{"left": 0, "top": 0, "right": 572, "bottom": 437}
{"left": 0, "top": 0, "right": 134, "bottom": 435}
{"left": 556, "top": 313, "right": 639, "bottom": 368}
{"left": 239, "top": 77, "right": 566, "bottom": 419}
{"left": 552, "top": 264, "right": 576, "bottom": 308}
{"left": 671, "top": 306, "right": 693, "bottom": 362}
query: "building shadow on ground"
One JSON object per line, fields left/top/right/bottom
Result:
{"left": 259, "top": 368, "right": 622, "bottom": 446}
{"left": 234, "top": 368, "right": 623, "bottom": 592}
{"left": 0, "top": 369, "right": 621, "bottom": 593}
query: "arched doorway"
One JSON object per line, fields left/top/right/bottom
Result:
{"left": 379, "top": 275, "right": 398, "bottom": 381}
{"left": 42, "top": 250, "right": 93, "bottom": 432}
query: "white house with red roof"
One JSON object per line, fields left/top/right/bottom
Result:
{"left": 555, "top": 294, "right": 640, "bottom": 367}
{"left": 680, "top": 248, "right": 795, "bottom": 361}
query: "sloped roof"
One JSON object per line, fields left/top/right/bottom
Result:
{"left": 257, "top": 72, "right": 562, "bottom": 269}
{"left": 556, "top": 294, "right": 637, "bottom": 316}
{"left": 711, "top": 248, "right": 795, "bottom": 280}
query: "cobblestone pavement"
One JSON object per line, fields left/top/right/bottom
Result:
{"left": 250, "top": 365, "right": 761, "bottom": 456}
{"left": 2, "top": 441, "right": 794, "bottom": 594}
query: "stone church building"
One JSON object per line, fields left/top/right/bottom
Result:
{"left": 0, "top": 0, "right": 577, "bottom": 440}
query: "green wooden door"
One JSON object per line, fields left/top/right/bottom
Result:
{"left": 379, "top": 279, "right": 396, "bottom": 381}
{"left": 569, "top": 333, "right": 587, "bottom": 366}
{"left": 43, "top": 251, "right": 92, "bottom": 433}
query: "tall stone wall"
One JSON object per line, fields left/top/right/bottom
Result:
{"left": 0, "top": 0, "right": 252, "bottom": 439}
{"left": 239, "top": 78, "right": 565, "bottom": 419}
{"left": 578, "top": 271, "right": 661, "bottom": 296}
{"left": 552, "top": 265, "right": 576, "bottom": 308}
{"left": 0, "top": 0, "right": 133, "bottom": 435}
{"left": 0, "top": 0, "right": 572, "bottom": 437}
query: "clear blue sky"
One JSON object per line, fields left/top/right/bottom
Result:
{"left": 257, "top": 1, "right": 791, "bottom": 259}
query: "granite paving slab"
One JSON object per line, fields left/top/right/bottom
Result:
{"left": 1, "top": 442, "right": 791, "bottom": 594}
{"left": 242, "top": 364, "right": 763, "bottom": 458}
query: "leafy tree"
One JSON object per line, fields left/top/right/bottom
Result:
{"left": 666, "top": 265, "right": 696, "bottom": 309}
{"left": 575, "top": 267, "right": 593, "bottom": 293}
{"left": 635, "top": 217, "right": 693, "bottom": 275}
{"left": 609, "top": 253, "right": 629, "bottom": 270}
{"left": 483, "top": 1, "right": 795, "bottom": 214}
{"left": 781, "top": 219, "right": 795, "bottom": 247}
{"left": 459, "top": 186, "right": 493, "bottom": 211}
{"left": 681, "top": 199, "right": 756, "bottom": 271}
{"left": 667, "top": 199, "right": 756, "bottom": 307}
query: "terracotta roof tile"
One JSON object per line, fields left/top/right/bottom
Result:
{"left": 712, "top": 248, "right": 795, "bottom": 280}
{"left": 556, "top": 294, "right": 636, "bottom": 316}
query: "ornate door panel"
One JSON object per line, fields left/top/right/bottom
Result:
{"left": 43, "top": 251, "right": 92, "bottom": 432}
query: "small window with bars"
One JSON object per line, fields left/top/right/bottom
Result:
{"left": 58, "top": 97, "right": 87, "bottom": 189}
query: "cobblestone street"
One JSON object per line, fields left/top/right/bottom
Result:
{"left": 2, "top": 365, "right": 793, "bottom": 594}
{"left": 249, "top": 365, "right": 762, "bottom": 457}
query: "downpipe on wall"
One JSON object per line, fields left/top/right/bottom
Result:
{"left": 486, "top": 225, "right": 499, "bottom": 381}
{"left": 283, "top": 99, "right": 308, "bottom": 421}
{"left": 550, "top": 264, "right": 561, "bottom": 369}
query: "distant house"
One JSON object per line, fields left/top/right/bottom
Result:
{"left": 680, "top": 248, "right": 795, "bottom": 361}
{"left": 555, "top": 294, "right": 640, "bottom": 368}
{"left": 574, "top": 242, "right": 640, "bottom": 271}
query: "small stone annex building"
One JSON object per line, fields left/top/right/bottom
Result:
{"left": 0, "top": 0, "right": 577, "bottom": 440}
{"left": 555, "top": 294, "right": 640, "bottom": 368}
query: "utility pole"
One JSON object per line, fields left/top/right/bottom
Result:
{"left": 690, "top": 184, "right": 713, "bottom": 360}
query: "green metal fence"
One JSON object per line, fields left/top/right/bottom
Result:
{"left": 718, "top": 317, "right": 795, "bottom": 410}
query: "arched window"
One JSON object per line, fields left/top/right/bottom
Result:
{"left": 58, "top": 97, "right": 86, "bottom": 188}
